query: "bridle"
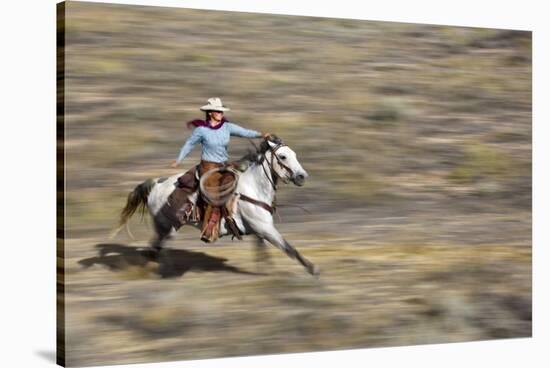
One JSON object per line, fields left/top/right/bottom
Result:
{"left": 260, "top": 142, "right": 295, "bottom": 190}
{"left": 237, "top": 138, "right": 300, "bottom": 216}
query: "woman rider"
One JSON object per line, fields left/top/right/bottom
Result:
{"left": 170, "top": 97, "right": 270, "bottom": 242}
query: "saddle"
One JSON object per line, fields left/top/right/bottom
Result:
{"left": 162, "top": 162, "right": 244, "bottom": 242}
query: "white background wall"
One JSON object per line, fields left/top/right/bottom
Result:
{"left": 1, "top": 0, "right": 546, "bottom": 367}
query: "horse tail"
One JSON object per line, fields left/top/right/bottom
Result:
{"left": 109, "top": 178, "right": 156, "bottom": 239}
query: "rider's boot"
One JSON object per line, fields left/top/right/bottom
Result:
{"left": 201, "top": 205, "right": 221, "bottom": 243}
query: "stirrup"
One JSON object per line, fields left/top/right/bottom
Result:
{"left": 225, "top": 216, "right": 242, "bottom": 240}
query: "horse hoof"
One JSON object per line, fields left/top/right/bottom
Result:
{"left": 308, "top": 264, "right": 320, "bottom": 277}
{"left": 151, "top": 245, "right": 163, "bottom": 254}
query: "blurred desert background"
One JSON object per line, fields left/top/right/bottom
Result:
{"left": 59, "top": 2, "right": 531, "bottom": 366}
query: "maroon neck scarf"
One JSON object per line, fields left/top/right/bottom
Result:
{"left": 186, "top": 117, "right": 228, "bottom": 130}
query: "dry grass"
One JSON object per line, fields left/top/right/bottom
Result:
{"left": 65, "top": 239, "right": 531, "bottom": 366}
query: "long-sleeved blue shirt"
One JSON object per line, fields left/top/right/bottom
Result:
{"left": 176, "top": 121, "right": 261, "bottom": 164}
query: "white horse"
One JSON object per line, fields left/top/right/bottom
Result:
{"left": 114, "top": 138, "right": 319, "bottom": 276}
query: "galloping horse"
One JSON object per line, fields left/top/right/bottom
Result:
{"left": 114, "top": 138, "right": 319, "bottom": 276}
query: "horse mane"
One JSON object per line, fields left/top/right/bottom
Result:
{"left": 239, "top": 149, "right": 262, "bottom": 165}
{"left": 238, "top": 135, "right": 284, "bottom": 165}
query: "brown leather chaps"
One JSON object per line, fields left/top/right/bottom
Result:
{"left": 198, "top": 161, "right": 234, "bottom": 242}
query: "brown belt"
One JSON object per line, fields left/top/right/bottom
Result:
{"left": 238, "top": 193, "right": 275, "bottom": 214}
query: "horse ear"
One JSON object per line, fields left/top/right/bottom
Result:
{"left": 266, "top": 134, "right": 282, "bottom": 147}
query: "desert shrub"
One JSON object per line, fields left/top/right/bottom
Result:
{"left": 448, "top": 141, "right": 514, "bottom": 184}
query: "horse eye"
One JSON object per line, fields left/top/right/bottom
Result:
{"left": 279, "top": 155, "right": 287, "bottom": 160}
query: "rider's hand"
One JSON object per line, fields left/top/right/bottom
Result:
{"left": 170, "top": 160, "right": 179, "bottom": 168}
{"left": 262, "top": 132, "right": 272, "bottom": 140}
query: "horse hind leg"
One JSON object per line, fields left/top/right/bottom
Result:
{"left": 151, "top": 214, "right": 174, "bottom": 251}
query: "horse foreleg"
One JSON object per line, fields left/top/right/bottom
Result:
{"left": 282, "top": 238, "right": 320, "bottom": 276}
{"left": 255, "top": 224, "right": 319, "bottom": 276}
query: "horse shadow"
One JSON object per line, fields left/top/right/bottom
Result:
{"left": 78, "top": 243, "right": 264, "bottom": 279}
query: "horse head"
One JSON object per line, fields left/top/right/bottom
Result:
{"left": 260, "top": 135, "right": 309, "bottom": 186}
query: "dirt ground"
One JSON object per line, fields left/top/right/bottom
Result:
{"left": 62, "top": 201, "right": 531, "bottom": 366}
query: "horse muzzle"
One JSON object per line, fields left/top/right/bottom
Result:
{"left": 292, "top": 172, "right": 308, "bottom": 186}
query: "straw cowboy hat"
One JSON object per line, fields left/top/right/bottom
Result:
{"left": 200, "top": 97, "right": 231, "bottom": 112}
